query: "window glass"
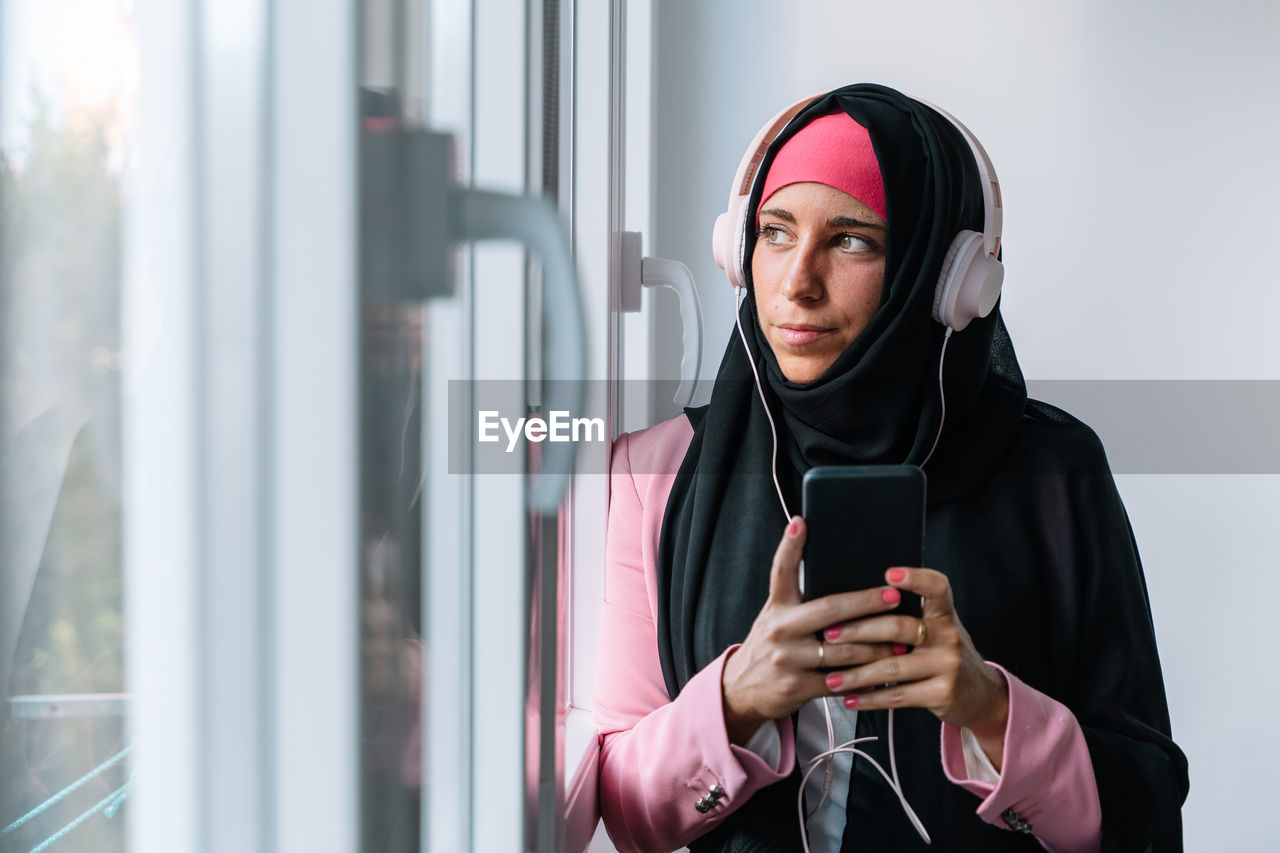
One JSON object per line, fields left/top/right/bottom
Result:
{"left": 1, "top": 1, "right": 136, "bottom": 850}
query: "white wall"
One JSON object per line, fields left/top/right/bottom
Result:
{"left": 645, "top": 1, "right": 1280, "bottom": 849}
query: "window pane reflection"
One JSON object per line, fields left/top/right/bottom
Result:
{"left": 1, "top": 1, "right": 135, "bottom": 850}
{"left": 359, "top": 83, "right": 425, "bottom": 852}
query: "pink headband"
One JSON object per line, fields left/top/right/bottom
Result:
{"left": 758, "top": 112, "right": 887, "bottom": 222}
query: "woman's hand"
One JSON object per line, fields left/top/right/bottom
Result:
{"left": 823, "top": 566, "right": 1010, "bottom": 769}
{"left": 720, "top": 517, "right": 905, "bottom": 744}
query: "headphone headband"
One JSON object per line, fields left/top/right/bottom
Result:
{"left": 730, "top": 94, "right": 825, "bottom": 200}
{"left": 906, "top": 95, "right": 1003, "bottom": 259}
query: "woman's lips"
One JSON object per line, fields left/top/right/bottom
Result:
{"left": 775, "top": 326, "right": 834, "bottom": 347}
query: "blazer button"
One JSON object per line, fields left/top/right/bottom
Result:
{"left": 695, "top": 796, "right": 713, "bottom": 814}
{"left": 1001, "top": 808, "right": 1033, "bottom": 834}
{"left": 708, "top": 784, "right": 725, "bottom": 801}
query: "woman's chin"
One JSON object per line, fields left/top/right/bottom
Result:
{"left": 777, "top": 356, "right": 837, "bottom": 385}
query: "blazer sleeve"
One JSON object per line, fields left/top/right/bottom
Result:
{"left": 941, "top": 665, "right": 1102, "bottom": 853}
{"left": 593, "top": 430, "right": 795, "bottom": 853}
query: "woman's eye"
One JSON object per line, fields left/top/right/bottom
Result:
{"left": 758, "top": 225, "right": 790, "bottom": 245}
{"left": 837, "top": 234, "right": 875, "bottom": 252}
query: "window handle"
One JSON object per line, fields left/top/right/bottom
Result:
{"left": 361, "top": 125, "right": 586, "bottom": 512}
{"left": 619, "top": 231, "right": 703, "bottom": 408}
{"left": 454, "top": 187, "right": 586, "bottom": 513}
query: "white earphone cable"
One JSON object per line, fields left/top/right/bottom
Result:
{"left": 804, "top": 698, "right": 840, "bottom": 819}
{"left": 797, "top": 732, "right": 933, "bottom": 852}
{"left": 918, "top": 326, "right": 954, "bottom": 469}
{"left": 734, "top": 284, "right": 792, "bottom": 523}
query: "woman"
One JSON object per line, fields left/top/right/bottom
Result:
{"left": 594, "top": 83, "right": 1187, "bottom": 852}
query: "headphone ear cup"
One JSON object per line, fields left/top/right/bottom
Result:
{"left": 964, "top": 253, "right": 1004, "bottom": 323}
{"left": 933, "top": 231, "right": 978, "bottom": 327}
{"left": 932, "top": 230, "right": 1003, "bottom": 330}
{"left": 711, "top": 211, "right": 734, "bottom": 280}
{"left": 712, "top": 195, "right": 750, "bottom": 290}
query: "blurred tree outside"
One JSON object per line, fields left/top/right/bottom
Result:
{"left": 1, "top": 89, "right": 127, "bottom": 852}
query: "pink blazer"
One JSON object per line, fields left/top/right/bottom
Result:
{"left": 593, "top": 415, "right": 1102, "bottom": 853}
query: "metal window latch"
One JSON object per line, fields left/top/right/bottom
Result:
{"left": 360, "top": 112, "right": 456, "bottom": 303}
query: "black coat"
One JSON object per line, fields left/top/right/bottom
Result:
{"left": 686, "top": 400, "right": 1189, "bottom": 852}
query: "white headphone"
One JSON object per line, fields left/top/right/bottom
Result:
{"left": 711, "top": 90, "right": 1004, "bottom": 332}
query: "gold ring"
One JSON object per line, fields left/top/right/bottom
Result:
{"left": 916, "top": 618, "right": 927, "bottom": 647}
{"left": 817, "top": 641, "right": 826, "bottom": 669}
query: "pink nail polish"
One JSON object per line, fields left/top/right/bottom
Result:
{"left": 787, "top": 518, "right": 800, "bottom": 537}
{"left": 887, "top": 568, "right": 906, "bottom": 583}
{"left": 892, "top": 643, "right": 908, "bottom": 656}
{"left": 844, "top": 695, "right": 859, "bottom": 709}
{"left": 881, "top": 588, "right": 901, "bottom": 605}
{"left": 824, "top": 626, "right": 842, "bottom": 641}
{"left": 825, "top": 673, "right": 843, "bottom": 691}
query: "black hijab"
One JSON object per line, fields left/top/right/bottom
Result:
{"left": 655, "top": 83, "right": 1028, "bottom": 699}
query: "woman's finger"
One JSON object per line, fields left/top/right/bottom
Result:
{"left": 885, "top": 566, "right": 954, "bottom": 619}
{"left": 824, "top": 612, "right": 924, "bottom": 647}
{"left": 833, "top": 677, "right": 950, "bottom": 713}
{"left": 796, "top": 585, "right": 903, "bottom": 637}
{"left": 767, "top": 516, "right": 807, "bottom": 605}
{"left": 822, "top": 647, "right": 942, "bottom": 696}
{"left": 817, "top": 640, "right": 896, "bottom": 670}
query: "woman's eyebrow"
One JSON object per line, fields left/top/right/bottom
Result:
{"left": 827, "top": 215, "right": 886, "bottom": 230}
{"left": 758, "top": 208, "right": 886, "bottom": 230}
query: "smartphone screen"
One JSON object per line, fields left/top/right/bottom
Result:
{"left": 801, "top": 465, "right": 925, "bottom": 618}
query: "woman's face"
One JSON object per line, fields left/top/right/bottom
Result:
{"left": 751, "top": 182, "right": 887, "bottom": 384}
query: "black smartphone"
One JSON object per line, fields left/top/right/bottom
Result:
{"left": 801, "top": 465, "right": 925, "bottom": 619}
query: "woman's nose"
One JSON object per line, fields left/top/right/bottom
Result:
{"left": 780, "top": 239, "right": 825, "bottom": 301}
